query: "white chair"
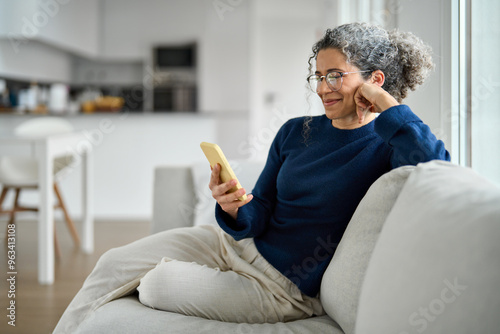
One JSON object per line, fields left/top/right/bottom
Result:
{"left": 0, "top": 117, "right": 80, "bottom": 258}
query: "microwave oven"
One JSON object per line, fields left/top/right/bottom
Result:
{"left": 153, "top": 44, "right": 196, "bottom": 70}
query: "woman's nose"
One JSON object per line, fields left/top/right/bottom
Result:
{"left": 316, "top": 78, "right": 331, "bottom": 95}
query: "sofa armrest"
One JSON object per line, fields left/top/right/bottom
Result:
{"left": 151, "top": 165, "right": 197, "bottom": 234}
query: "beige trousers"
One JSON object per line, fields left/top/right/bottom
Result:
{"left": 53, "top": 225, "right": 323, "bottom": 333}
{"left": 137, "top": 225, "right": 323, "bottom": 323}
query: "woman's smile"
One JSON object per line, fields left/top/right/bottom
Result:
{"left": 323, "top": 98, "right": 341, "bottom": 107}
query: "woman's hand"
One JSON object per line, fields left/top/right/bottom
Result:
{"left": 209, "top": 163, "right": 253, "bottom": 220}
{"left": 354, "top": 83, "right": 399, "bottom": 123}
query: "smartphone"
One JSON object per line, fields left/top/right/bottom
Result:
{"left": 200, "top": 142, "right": 247, "bottom": 201}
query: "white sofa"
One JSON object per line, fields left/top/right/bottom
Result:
{"left": 71, "top": 160, "right": 500, "bottom": 334}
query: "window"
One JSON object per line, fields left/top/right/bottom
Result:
{"left": 467, "top": 0, "right": 500, "bottom": 185}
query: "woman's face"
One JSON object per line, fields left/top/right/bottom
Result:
{"left": 315, "top": 48, "right": 369, "bottom": 129}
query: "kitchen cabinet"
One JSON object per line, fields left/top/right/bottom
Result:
{"left": 0, "top": 0, "right": 99, "bottom": 83}
{"left": 0, "top": 0, "right": 100, "bottom": 57}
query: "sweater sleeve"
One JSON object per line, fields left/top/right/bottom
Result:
{"left": 374, "top": 104, "right": 451, "bottom": 168}
{"left": 215, "top": 120, "right": 290, "bottom": 240}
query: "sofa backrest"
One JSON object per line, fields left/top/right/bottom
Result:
{"left": 151, "top": 165, "right": 197, "bottom": 234}
{"left": 320, "top": 165, "right": 415, "bottom": 334}
{"left": 356, "top": 160, "right": 500, "bottom": 333}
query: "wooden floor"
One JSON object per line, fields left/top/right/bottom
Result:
{"left": 0, "top": 218, "right": 150, "bottom": 334}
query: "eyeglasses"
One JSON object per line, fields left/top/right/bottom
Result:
{"left": 307, "top": 70, "right": 372, "bottom": 93}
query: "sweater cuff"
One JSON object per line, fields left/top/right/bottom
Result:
{"left": 374, "top": 104, "right": 422, "bottom": 142}
{"left": 215, "top": 203, "right": 252, "bottom": 240}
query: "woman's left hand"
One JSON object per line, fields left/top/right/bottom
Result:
{"left": 354, "top": 83, "right": 399, "bottom": 123}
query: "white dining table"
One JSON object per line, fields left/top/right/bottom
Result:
{"left": 0, "top": 131, "right": 93, "bottom": 285}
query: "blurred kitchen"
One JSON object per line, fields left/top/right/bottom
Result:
{"left": 0, "top": 0, "right": 499, "bottom": 221}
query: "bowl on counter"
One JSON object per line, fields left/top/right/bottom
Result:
{"left": 81, "top": 96, "right": 125, "bottom": 113}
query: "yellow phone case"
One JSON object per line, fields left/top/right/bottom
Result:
{"left": 200, "top": 142, "right": 247, "bottom": 201}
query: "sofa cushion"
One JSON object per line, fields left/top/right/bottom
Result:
{"left": 75, "top": 295, "right": 343, "bottom": 334}
{"left": 191, "top": 160, "right": 264, "bottom": 227}
{"left": 320, "top": 165, "right": 415, "bottom": 334}
{"left": 356, "top": 160, "right": 500, "bottom": 333}
{"left": 191, "top": 160, "right": 218, "bottom": 226}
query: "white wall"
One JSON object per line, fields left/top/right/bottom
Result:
{"left": 198, "top": 0, "right": 250, "bottom": 114}
{"left": 248, "top": 0, "right": 323, "bottom": 160}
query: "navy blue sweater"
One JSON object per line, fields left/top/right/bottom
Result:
{"left": 216, "top": 105, "right": 450, "bottom": 297}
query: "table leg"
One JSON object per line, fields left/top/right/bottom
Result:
{"left": 81, "top": 148, "right": 94, "bottom": 254}
{"left": 37, "top": 140, "right": 54, "bottom": 285}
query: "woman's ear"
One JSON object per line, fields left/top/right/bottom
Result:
{"left": 370, "top": 70, "right": 385, "bottom": 87}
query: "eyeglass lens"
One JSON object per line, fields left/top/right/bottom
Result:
{"left": 309, "top": 73, "right": 341, "bottom": 92}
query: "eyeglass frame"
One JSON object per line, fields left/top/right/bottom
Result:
{"left": 307, "top": 70, "right": 372, "bottom": 93}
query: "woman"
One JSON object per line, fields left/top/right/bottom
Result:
{"left": 54, "top": 22, "right": 449, "bottom": 333}
{"left": 205, "top": 21, "right": 449, "bottom": 315}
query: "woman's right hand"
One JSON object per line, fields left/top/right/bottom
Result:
{"left": 354, "top": 82, "right": 399, "bottom": 122}
{"left": 209, "top": 163, "right": 253, "bottom": 220}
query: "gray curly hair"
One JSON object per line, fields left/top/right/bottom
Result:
{"left": 303, "top": 22, "right": 434, "bottom": 142}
